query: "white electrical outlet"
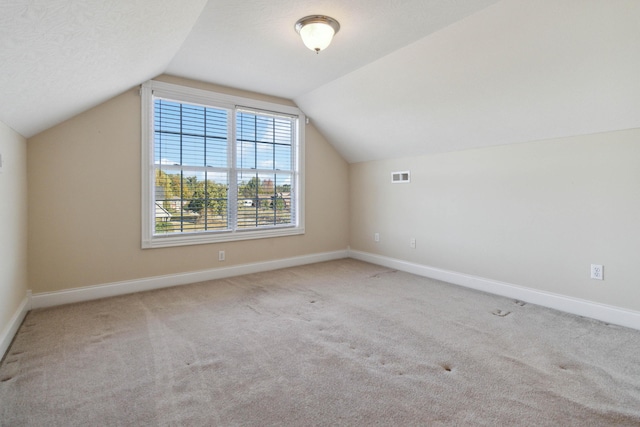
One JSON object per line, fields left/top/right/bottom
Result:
{"left": 590, "top": 264, "right": 603, "bottom": 280}
{"left": 374, "top": 233, "right": 380, "bottom": 242}
{"left": 219, "top": 250, "right": 225, "bottom": 261}
{"left": 410, "top": 238, "right": 416, "bottom": 248}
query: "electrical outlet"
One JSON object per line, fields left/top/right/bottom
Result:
{"left": 410, "top": 238, "right": 416, "bottom": 248}
{"left": 590, "top": 264, "right": 603, "bottom": 280}
{"left": 374, "top": 233, "right": 380, "bottom": 242}
{"left": 219, "top": 250, "right": 225, "bottom": 262}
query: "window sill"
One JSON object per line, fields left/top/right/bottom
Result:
{"left": 142, "top": 226, "right": 305, "bottom": 249}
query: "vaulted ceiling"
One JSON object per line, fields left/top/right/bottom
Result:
{"left": 1, "top": 0, "right": 639, "bottom": 163}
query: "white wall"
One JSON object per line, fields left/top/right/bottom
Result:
{"left": 350, "top": 129, "right": 640, "bottom": 312}
{"left": 0, "top": 120, "right": 28, "bottom": 355}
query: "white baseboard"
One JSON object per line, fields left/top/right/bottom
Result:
{"left": 31, "top": 250, "right": 349, "bottom": 310}
{"left": 26, "top": 248, "right": 640, "bottom": 332}
{"left": 349, "top": 250, "right": 640, "bottom": 331}
{"left": 1, "top": 292, "right": 31, "bottom": 359}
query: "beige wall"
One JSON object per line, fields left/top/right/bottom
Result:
{"left": 350, "top": 129, "right": 640, "bottom": 311}
{"left": 0, "top": 121, "right": 28, "bottom": 335}
{"left": 23, "top": 71, "right": 640, "bottom": 316}
{"left": 27, "top": 75, "right": 349, "bottom": 293}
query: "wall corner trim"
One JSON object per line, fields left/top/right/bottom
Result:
{"left": 348, "top": 249, "right": 640, "bottom": 331}
{"left": 31, "top": 250, "right": 349, "bottom": 310}
{"left": 1, "top": 293, "right": 31, "bottom": 360}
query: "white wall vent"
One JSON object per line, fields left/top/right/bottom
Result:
{"left": 391, "top": 171, "right": 410, "bottom": 183}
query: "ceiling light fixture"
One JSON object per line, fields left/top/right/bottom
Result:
{"left": 295, "top": 15, "right": 340, "bottom": 53}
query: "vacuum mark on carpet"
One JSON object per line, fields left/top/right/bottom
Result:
{"left": 558, "top": 363, "right": 577, "bottom": 371}
{"left": 492, "top": 309, "right": 511, "bottom": 317}
{"left": 246, "top": 305, "right": 262, "bottom": 315}
{"left": 91, "top": 332, "right": 114, "bottom": 343}
{"left": 369, "top": 270, "right": 398, "bottom": 279}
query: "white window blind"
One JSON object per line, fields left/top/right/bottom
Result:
{"left": 141, "top": 80, "right": 304, "bottom": 248}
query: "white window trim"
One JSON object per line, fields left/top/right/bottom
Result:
{"left": 141, "top": 80, "right": 305, "bottom": 249}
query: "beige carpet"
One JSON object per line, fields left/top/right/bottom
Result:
{"left": 1, "top": 259, "right": 640, "bottom": 426}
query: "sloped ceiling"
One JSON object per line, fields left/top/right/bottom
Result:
{"left": 165, "top": 0, "right": 498, "bottom": 100}
{"left": 297, "top": 0, "right": 640, "bottom": 162}
{"left": 0, "top": 0, "right": 208, "bottom": 138}
{"left": 1, "top": 0, "right": 639, "bottom": 163}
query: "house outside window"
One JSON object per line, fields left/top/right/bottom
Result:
{"left": 141, "top": 80, "right": 305, "bottom": 248}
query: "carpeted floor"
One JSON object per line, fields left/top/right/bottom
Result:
{"left": 1, "top": 259, "right": 640, "bottom": 426}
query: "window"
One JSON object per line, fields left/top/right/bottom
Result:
{"left": 141, "top": 80, "right": 304, "bottom": 248}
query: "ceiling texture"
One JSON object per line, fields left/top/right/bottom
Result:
{"left": 1, "top": 0, "right": 639, "bottom": 163}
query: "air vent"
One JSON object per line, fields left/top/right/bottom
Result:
{"left": 391, "top": 170, "right": 410, "bottom": 183}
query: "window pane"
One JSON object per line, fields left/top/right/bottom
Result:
{"left": 205, "top": 108, "right": 228, "bottom": 168}
{"left": 155, "top": 100, "right": 181, "bottom": 134}
{"left": 155, "top": 99, "right": 228, "bottom": 168}
{"left": 154, "top": 169, "right": 228, "bottom": 234}
{"left": 236, "top": 172, "right": 292, "bottom": 228}
{"left": 273, "top": 118, "right": 293, "bottom": 146}
{"left": 154, "top": 168, "right": 185, "bottom": 235}
{"left": 237, "top": 140, "right": 256, "bottom": 170}
{"left": 273, "top": 173, "right": 293, "bottom": 225}
{"left": 256, "top": 116, "right": 273, "bottom": 143}
{"left": 181, "top": 104, "right": 205, "bottom": 135}
{"left": 236, "top": 111, "right": 294, "bottom": 171}
{"left": 237, "top": 112, "right": 256, "bottom": 141}
{"left": 189, "top": 171, "right": 229, "bottom": 231}
{"left": 206, "top": 136, "right": 227, "bottom": 168}
{"left": 256, "top": 142, "right": 274, "bottom": 170}
{"left": 206, "top": 108, "right": 228, "bottom": 168}
{"left": 155, "top": 131, "right": 181, "bottom": 166}
{"left": 182, "top": 134, "right": 205, "bottom": 167}
{"left": 275, "top": 144, "right": 291, "bottom": 171}
{"left": 206, "top": 108, "right": 227, "bottom": 139}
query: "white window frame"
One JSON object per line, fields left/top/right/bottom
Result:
{"left": 141, "top": 80, "right": 305, "bottom": 249}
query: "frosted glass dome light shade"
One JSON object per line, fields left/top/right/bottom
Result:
{"left": 295, "top": 15, "right": 340, "bottom": 53}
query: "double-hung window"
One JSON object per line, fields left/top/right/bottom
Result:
{"left": 141, "top": 80, "right": 304, "bottom": 248}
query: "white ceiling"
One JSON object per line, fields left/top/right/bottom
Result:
{"left": 166, "top": 0, "right": 499, "bottom": 100}
{"left": 0, "top": 0, "right": 208, "bottom": 139}
{"left": 1, "top": 0, "right": 639, "bottom": 163}
{"left": 297, "top": 0, "right": 640, "bottom": 162}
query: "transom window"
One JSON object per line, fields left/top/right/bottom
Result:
{"left": 141, "top": 80, "right": 304, "bottom": 248}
